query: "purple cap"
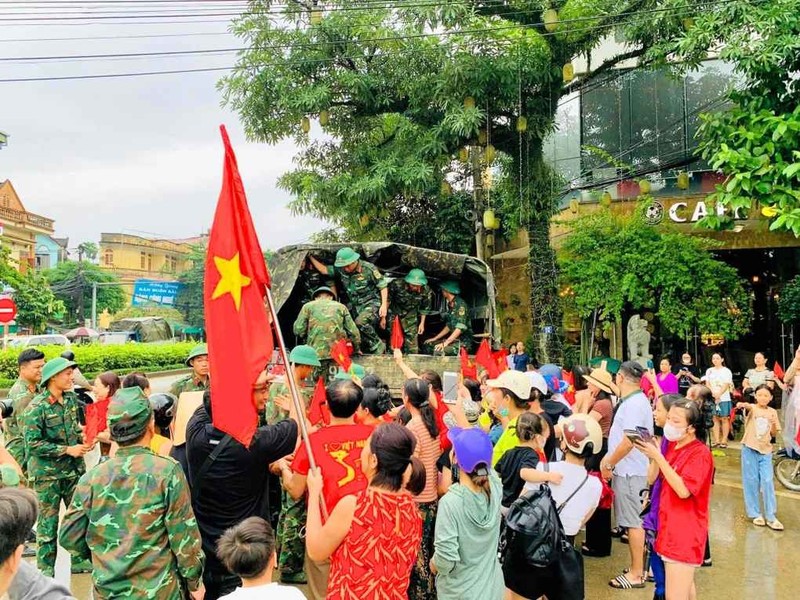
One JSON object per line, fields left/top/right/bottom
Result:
{"left": 447, "top": 427, "right": 493, "bottom": 473}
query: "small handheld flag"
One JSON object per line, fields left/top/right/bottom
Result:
{"left": 391, "top": 316, "right": 405, "bottom": 350}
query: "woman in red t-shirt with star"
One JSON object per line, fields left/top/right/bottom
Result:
{"left": 634, "top": 400, "right": 713, "bottom": 600}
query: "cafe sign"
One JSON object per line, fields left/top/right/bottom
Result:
{"left": 643, "top": 199, "right": 748, "bottom": 226}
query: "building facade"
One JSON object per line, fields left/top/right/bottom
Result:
{"left": 0, "top": 180, "right": 56, "bottom": 271}
{"left": 34, "top": 235, "right": 68, "bottom": 270}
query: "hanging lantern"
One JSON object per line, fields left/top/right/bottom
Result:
{"left": 516, "top": 116, "right": 528, "bottom": 133}
{"left": 562, "top": 62, "right": 574, "bottom": 83}
{"left": 676, "top": 171, "right": 690, "bottom": 190}
{"left": 441, "top": 181, "right": 453, "bottom": 196}
{"left": 478, "top": 130, "right": 487, "bottom": 145}
{"left": 301, "top": 116, "right": 311, "bottom": 134}
{"left": 483, "top": 209, "right": 496, "bottom": 230}
{"left": 600, "top": 191, "right": 612, "bottom": 207}
{"left": 682, "top": 17, "right": 694, "bottom": 31}
{"left": 464, "top": 96, "right": 476, "bottom": 110}
{"left": 639, "top": 179, "right": 651, "bottom": 194}
{"left": 761, "top": 205, "right": 779, "bottom": 218}
{"left": 310, "top": 8, "right": 323, "bottom": 25}
{"left": 543, "top": 8, "right": 559, "bottom": 32}
{"left": 569, "top": 198, "right": 579, "bottom": 214}
{"left": 491, "top": 214, "right": 501, "bottom": 230}
{"left": 458, "top": 147, "right": 469, "bottom": 162}
{"left": 319, "top": 110, "right": 330, "bottom": 126}
{"left": 484, "top": 144, "right": 496, "bottom": 164}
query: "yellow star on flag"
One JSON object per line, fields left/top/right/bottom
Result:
{"left": 212, "top": 253, "right": 251, "bottom": 310}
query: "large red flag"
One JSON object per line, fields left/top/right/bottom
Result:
{"left": 460, "top": 346, "right": 478, "bottom": 379}
{"left": 391, "top": 316, "right": 405, "bottom": 350}
{"left": 205, "top": 125, "right": 273, "bottom": 446}
{"left": 308, "top": 377, "right": 331, "bottom": 427}
{"left": 476, "top": 339, "right": 500, "bottom": 379}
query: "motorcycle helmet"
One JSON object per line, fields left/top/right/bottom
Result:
{"left": 149, "top": 393, "right": 177, "bottom": 432}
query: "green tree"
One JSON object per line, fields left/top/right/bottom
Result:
{"left": 176, "top": 244, "right": 206, "bottom": 329}
{"left": 45, "top": 261, "right": 126, "bottom": 325}
{"left": 559, "top": 210, "right": 752, "bottom": 341}
{"left": 778, "top": 276, "right": 800, "bottom": 325}
{"left": 221, "top": 0, "right": 714, "bottom": 362}
{"left": 77, "top": 242, "right": 99, "bottom": 262}
{"left": 660, "top": 0, "right": 800, "bottom": 232}
{"left": 0, "top": 248, "right": 64, "bottom": 333}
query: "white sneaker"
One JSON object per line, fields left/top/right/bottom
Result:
{"left": 752, "top": 516, "right": 766, "bottom": 526}
{"left": 767, "top": 519, "right": 784, "bottom": 531}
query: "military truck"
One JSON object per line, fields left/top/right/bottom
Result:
{"left": 270, "top": 242, "right": 500, "bottom": 396}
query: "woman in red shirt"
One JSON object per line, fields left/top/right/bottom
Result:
{"left": 635, "top": 400, "right": 713, "bottom": 600}
{"left": 305, "top": 423, "right": 424, "bottom": 600}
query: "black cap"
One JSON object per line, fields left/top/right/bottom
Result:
{"left": 619, "top": 360, "right": 645, "bottom": 380}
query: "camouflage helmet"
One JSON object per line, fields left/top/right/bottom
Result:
{"left": 108, "top": 387, "right": 153, "bottom": 443}
{"left": 185, "top": 344, "right": 208, "bottom": 367}
{"left": 334, "top": 247, "right": 360, "bottom": 268}
{"left": 41, "top": 357, "right": 77, "bottom": 386}
{"left": 440, "top": 280, "right": 461, "bottom": 295}
{"left": 404, "top": 268, "right": 428, "bottom": 287}
{"left": 313, "top": 286, "right": 335, "bottom": 298}
{"left": 289, "top": 345, "right": 322, "bottom": 367}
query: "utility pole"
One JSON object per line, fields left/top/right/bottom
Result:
{"left": 91, "top": 282, "right": 97, "bottom": 330}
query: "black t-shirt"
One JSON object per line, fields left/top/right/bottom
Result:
{"left": 676, "top": 364, "right": 701, "bottom": 395}
{"left": 495, "top": 446, "right": 541, "bottom": 507}
{"left": 186, "top": 407, "right": 297, "bottom": 574}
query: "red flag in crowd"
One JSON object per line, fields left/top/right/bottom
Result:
{"left": 563, "top": 370, "right": 576, "bottom": 405}
{"left": 493, "top": 348, "right": 509, "bottom": 373}
{"left": 391, "top": 316, "right": 404, "bottom": 350}
{"left": 774, "top": 361, "right": 785, "bottom": 380}
{"left": 476, "top": 339, "right": 500, "bottom": 379}
{"left": 308, "top": 377, "right": 331, "bottom": 427}
{"left": 330, "top": 339, "right": 353, "bottom": 373}
{"left": 205, "top": 125, "right": 274, "bottom": 446}
{"left": 460, "top": 346, "right": 478, "bottom": 379}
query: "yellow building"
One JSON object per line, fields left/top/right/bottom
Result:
{"left": 0, "top": 180, "right": 56, "bottom": 271}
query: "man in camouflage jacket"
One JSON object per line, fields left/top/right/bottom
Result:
{"left": 423, "top": 280, "right": 474, "bottom": 355}
{"left": 2, "top": 348, "right": 45, "bottom": 475}
{"left": 60, "top": 386, "right": 205, "bottom": 600}
{"left": 388, "top": 269, "right": 432, "bottom": 354}
{"left": 21, "top": 357, "right": 90, "bottom": 576}
{"left": 169, "top": 344, "right": 210, "bottom": 398}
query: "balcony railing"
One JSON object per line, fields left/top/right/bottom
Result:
{"left": 0, "top": 206, "right": 54, "bottom": 231}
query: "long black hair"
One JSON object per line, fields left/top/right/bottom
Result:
{"left": 403, "top": 378, "right": 439, "bottom": 439}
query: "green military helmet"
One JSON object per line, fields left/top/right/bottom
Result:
{"left": 185, "top": 344, "right": 208, "bottom": 367}
{"left": 334, "top": 363, "right": 367, "bottom": 381}
{"left": 289, "top": 345, "right": 322, "bottom": 367}
{"left": 440, "top": 280, "right": 461, "bottom": 295}
{"left": 108, "top": 387, "right": 153, "bottom": 443}
{"left": 404, "top": 268, "right": 428, "bottom": 287}
{"left": 0, "top": 464, "right": 20, "bottom": 488}
{"left": 41, "top": 357, "right": 77, "bottom": 386}
{"left": 334, "top": 247, "right": 360, "bottom": 268}
{"left": 313, "top": 286, "right": 335, "bottom": 298}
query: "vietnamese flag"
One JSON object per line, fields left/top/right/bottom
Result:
{"left": 205, "top": 125, "right": 273, "bottom": 446}
{"left": 391, "top": 316, "right": 404, "bottom": 350}
{"left": 331, "top": 339, "right": 352, "bottom": 373}
{"left": 774, "top": 361, "right": 785, "bottom": 380}
{"left": 493, "top": 348, "right": 509, "bottom": 373}
{"left": 308, "top": 377, "right": 331, "bottom": 427}
{"left": 460, "top": 347, "right": 478, "bottom": 379}
{"left": 476, "top": 339, "right": 500, "bottom": 379}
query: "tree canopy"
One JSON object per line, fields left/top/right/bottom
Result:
{"left": 0, "top": 248, "right": 64, "bottom": 333}
{"left": 559, "top": 210, "right": 752, "bottom": 341}
{"left": 45, "top": 261, "right": 126, "bottom": 325}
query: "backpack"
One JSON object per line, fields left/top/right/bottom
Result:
{"left": 502, "top": 468, "right": 589, "bottom": 568}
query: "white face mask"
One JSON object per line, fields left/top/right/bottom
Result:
{"left": 663, "top": 423, "right": 687, "bottom": 442}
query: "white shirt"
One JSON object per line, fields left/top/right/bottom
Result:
{"left": 220, "top": 583, "right": 306, "bottom": 600}
{"left": 607, "top": 391, "right": 653, "bottom": 477}
{"left": 703, "top": 367, "right": 733, "bottom": 402}
{"left": 524, "top": 462, "right": 602, "bottom": 536}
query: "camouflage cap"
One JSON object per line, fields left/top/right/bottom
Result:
{"left": 404, "top": 268, "right": 428, "bottom": 287}
{"left": 0, "top": 464, "right": 20, "bottom": 488}
{"left": 41, "top": 357, "right": 77, "bottom": 386}
{"left": 313, "top": 286, "right": 335, "bottom": 298}
{"left": 186, "top": 344, "right": 208, "bottom": 366}
{"left": 334, "top": 363, "right": 367, "bottom": 380}
{"left": 440, "top": 280, "right": 461, "bottom": 295}
{"left": 108, "top": 387, "right": 153, "bottom": 443}
{"left": 289, "top": 345, "right": 322, "bottom": 367}
{"left": 334, "top": 247, "right": 360, "bottom": 268}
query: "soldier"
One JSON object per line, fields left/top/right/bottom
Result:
{"left": 170, "top": 344, "right": 210, "bottom": 397}
{"left": 21, "top": 356, "right": 91, "bottom": 577}
{"left": 60, "top": 387, "right": 205, "bottom": 600}
{"left": 2, "top": 348, "right": 45, "bottom": 475}
{"left": 308, "top": 248, "right": 389, "bottom": 354}
{"left": 424, "top": 280, "right": 474, "bottom": 355}
{"left": 265, "top": 345, "right": 320, "bottom": 585}
{"left": 389, "top": 268, "right": 432, "bottom": 354}
{"left": 298, "top": 256, "right": 335, "bottom": 305}
{"left": 293, "top": 286, "right": 361, "bottom": 381}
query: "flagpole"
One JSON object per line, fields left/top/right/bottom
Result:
{"left": 265, "top": 286, "right": 329, "bottom": 520}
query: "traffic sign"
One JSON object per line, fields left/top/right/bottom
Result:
{"left": 0, "top": 298, "right": 17, "bottom": 324}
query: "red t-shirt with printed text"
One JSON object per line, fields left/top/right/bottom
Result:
{"left": 292, "top": 424, "right": 374, "bottom": 510}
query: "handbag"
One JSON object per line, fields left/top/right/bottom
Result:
{"left": 589, "top": 470, "right": 614, "bottom": 510}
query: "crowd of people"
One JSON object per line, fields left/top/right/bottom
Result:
{"left": 0, "top": 338, "right": 797, "bottom": 600}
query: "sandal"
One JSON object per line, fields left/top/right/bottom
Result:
{"left": 719, "top": 443, "right": 728, "bottom": 449}
{"left": 609, "top": 574, "right": 646, "bottom": 589}
{"left": 581, "top": 545, "right": 611, "bottom": 558}
{"left": 610, "top": 526, "right": 625, "bottom": 538}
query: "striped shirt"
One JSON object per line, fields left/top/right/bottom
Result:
{"left": 407, "top": 417, "right": 440, "bottom": 503}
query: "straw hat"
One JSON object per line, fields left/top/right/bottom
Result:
{"left": 583, "top": 361, "right": 619, "bottom": 396}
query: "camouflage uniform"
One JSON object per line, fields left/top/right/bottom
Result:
{"left": 2, "top": 377, "right": 38, "bottom": 474}
{"left": 60, "top": 446, "right": 204, "bottom": 599}
{"left": 169, "top": 374, "right": 209, "bottom": 398}
{"left": 21, "top": 389, "right": 85, "bottom": 576}
{"left": 293, "top": 296, "right": 361, "bottom": 381}
{"left": 327, "top": 260, "right": 389, "bottom": 354}
{"left": 298, "top": 265, "right": 334, "bottom": 305}
{"left": 424, "top": 295, "right": 474, "bottom": 356}
{"left": 265, "top": 380, "right": 310, "bottom": 581}
{"left": 388, "top": 279, "right": 432, "bottom": 354}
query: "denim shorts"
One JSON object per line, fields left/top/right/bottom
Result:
{"left": 715, "top": 400, "right": 732, "bottom": 417}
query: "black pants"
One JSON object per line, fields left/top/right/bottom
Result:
{"left": 583, "top": 437, "right": 611, "bottom": 556}
{"left": 203, "top": 568, "right": 241, "bottom": 600}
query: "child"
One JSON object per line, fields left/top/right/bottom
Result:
{"left": 736, "top": 384, "right": 784, "bottom": 531}
{"left": 216, "top": 516, "right": 306, "bottom": 599}
{"left": 494, "top": 412, "right": 561, "bottom": 512}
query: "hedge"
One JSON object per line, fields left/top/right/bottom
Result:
{"left": 0, "top": 342, "right": 196, "bottom": 383}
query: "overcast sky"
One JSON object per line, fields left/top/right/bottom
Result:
{"left": 0, "top": 3, "right": 328, "bottom": 253}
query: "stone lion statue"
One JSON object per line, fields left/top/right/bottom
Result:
{"left": 627, "top": 315, "right": 652, "bottom": 368}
